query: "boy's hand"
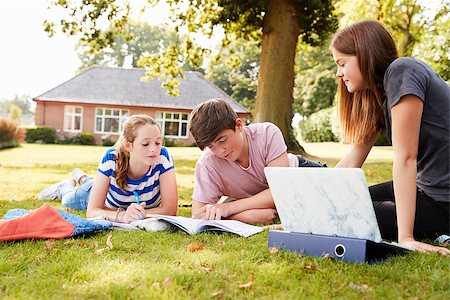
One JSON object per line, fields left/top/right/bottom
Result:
{"left": 194, "top": 203, "right": 232, "bottom": 220}
{"left": 194, "top": 204, "right": 277, "bottom": 225}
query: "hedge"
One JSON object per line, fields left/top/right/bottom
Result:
{"left": 25, "top": 126, "right": 57, "bottom": 144}
{"left": 298, "top": 107, "right": 340, "bottom": 142}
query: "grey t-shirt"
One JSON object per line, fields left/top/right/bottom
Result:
{"left": 383, "top": 57, "right": 450, "bottom": 202}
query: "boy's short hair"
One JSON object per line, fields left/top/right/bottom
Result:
{"left": 189, "top": 98, "right": 238, "bottom": 150}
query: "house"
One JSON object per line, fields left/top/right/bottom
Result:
{"left": 33, "top": 66, "right": 250, "bottom": 145}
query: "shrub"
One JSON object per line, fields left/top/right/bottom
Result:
{"left": 102, "top": 138, "right": 116, "bottom": 146}
{"left": 164, "top": 137, "right": 176, "bottom": 147}
{"left": 0, "top": 118, "right": 20, "bottom": 149}
{"left": 26, "top": 126, "right": 57, "bottom": 144}
{"left": 61, "top": 133, "right": 95, "bottom": 145}
{"left": 298, "top": 107, "right": 339, "bottom": 142}
{"left": 78, "top": 133, "right": 95, "bottom": 145}
{"left": 59, "top": 136, "right": 73, "bottom": 144}
{"left": 16, "top": 127, "right": 27, "bottom": 143}
{"left": 163, "top": 137, "right": 195, "bottom": 147}
{"left": 299, "top": 107, "right": 392, "bottom": 145}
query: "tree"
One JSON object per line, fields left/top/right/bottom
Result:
{"left": 414, "top": 0, "right": 450, "bottom": 81}
{"left": 252, "top": 0, "right": 336, "bottom": 151}
{"left": 76, "top": 21, "right": 183, "bottom": 70}
{"left": 0, "top": 94, "right": 32, "bottom": 114}
{"left": 45, "top": 0, "right": 336, "bottom": 152}
{"left": 206, "top": 39, "right": 259, "bottom": 112}
{"left": 8, "top": 104, "right": 22, "bottom": 123}
{"left": 334, "top": 0, "right": 449, "bottom": 79}
{"left": 335, "top": 0, "right": 424, "bottom": 56}
{"left": 381, "top": 0, "right": 424, "bottom": 56}
{"left": 293, "top": 41, "right": 337, "bottom": 117}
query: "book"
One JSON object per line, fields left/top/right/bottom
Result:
{"left": 108, "top": 221, "right": 141, "bottom": 231}
{"left": 90, "top": 214, "right": 263, "bottom": 237}
{"left": 140, "top": 214, "right": 263, "bottom": 237}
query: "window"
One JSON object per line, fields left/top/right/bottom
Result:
{"left": 94, "top": 108, "right": 129, "bottom": 134}
{"left": 156, "top": 111, "right": 189, "bottom": 139}
{"left": 64, "top": 106, "right": 82, "bottom": 132}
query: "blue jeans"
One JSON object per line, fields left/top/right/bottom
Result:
{"left": 296, "top": 155, "right": 327, "bottom": 167}
{"left": 58, "top": 177, "right": 94, "bottom": 210}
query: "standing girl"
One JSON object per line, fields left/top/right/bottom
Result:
{"left": 330, "top": 20, "right": 449, "bottom": 255}
{"left": 38, "top": 115, "right": 178, "bottom": 223}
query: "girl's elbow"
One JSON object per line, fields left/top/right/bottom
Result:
{"left": 86, "top": 209, "right": 97, "bottom": 219}
{"left": 169, "top": 206, "right": 178, "bottom": 216}
{"left": 394, "top": 153, "right": 417, "bottom": 167}
{"left": 393, "top": 159, "right": 417, "bottom": 175}
{"left": 171, "top": 200, "right": 178, "bottom": 215}
{"left": 163, "top": 206, "right": 177, "bottom": 216}
{"left": 161, "top": 199, "right": 178, "bottom": 216}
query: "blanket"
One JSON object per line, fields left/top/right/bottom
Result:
{"left": 0, "top": 203, "right": 111, "bottom": 241}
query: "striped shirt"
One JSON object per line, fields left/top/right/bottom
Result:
{"left": 98, "top": 147, "right": 174, "bottom": 209}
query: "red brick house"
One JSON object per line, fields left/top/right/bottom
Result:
{"left": 33, "top": 66, "right": 250, "bottom": 145}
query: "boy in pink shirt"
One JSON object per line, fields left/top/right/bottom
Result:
{"left": 189, "top": 98, "right": 325, "bottom": 224}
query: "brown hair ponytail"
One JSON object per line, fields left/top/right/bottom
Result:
{"left": 115, "top": 140, "right": 131, "bottom": 192}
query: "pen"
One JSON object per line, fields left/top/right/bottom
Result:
{"left": 133, "top": 191, "right": 144, "bottom": 220}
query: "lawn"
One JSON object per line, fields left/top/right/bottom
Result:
{"left": 0, "top": 143, "right": 448, "bottom": 299}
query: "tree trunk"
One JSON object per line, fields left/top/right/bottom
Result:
{"left": 254, "top": 0, "right": 304, "bottom": 153}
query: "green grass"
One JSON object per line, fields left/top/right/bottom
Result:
{"left": 0, "top": 143, "right": 448, "bottom": 299}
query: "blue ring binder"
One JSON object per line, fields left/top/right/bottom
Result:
{"left": 268, "top": 230, "right": 410, "bottom": 264}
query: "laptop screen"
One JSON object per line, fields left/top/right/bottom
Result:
{"left": 265, "top": 167, "right": 382, "bottom": 243}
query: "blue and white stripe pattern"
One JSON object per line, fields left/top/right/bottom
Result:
{"left": 98, "top": 147, "right": 174, "bottom": 209}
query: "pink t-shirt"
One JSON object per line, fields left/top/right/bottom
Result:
{"left": 192, "top": 122, "right": 298, "bottom": 204}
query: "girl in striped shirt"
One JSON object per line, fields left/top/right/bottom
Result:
{"left": 38, "top": 115, "right": 178, "bottom": 223}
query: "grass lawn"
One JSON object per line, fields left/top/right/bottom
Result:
{"left": 0, "top": 143, "right": 448, "bottom": 299}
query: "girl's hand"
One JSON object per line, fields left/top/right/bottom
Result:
{"left": 121, "top": 203, "right": 146, "bottom": 223}
{"left": 400, "top": 237, "right": 450, "bottom": 256}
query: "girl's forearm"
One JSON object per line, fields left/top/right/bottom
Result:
{"left": 87, "top": 207, "right": 117, "bottom": 221}
{"left": 144, "top": 203, "right": 178, "bottom": 216}
{"left": 392, "top": 156, "right": 417, "bottom": 242}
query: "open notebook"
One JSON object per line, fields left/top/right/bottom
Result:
{"left": 105, "top": 214, "right": 263, "bottom": 238}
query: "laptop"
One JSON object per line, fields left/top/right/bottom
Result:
{"left": 264, "top": 167, "right": 383, "bottom": 242}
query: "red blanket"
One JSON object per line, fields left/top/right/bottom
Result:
{"left": 0, "top": 203, "right": 76, "bottom": 241}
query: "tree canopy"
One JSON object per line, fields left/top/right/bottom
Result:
{"left": 44, "top": 0, "right": 448, "bottom": 150}
{"left": 76, "top": 21, "right": 179, "bottom": 70}
{"left": 45, "top": 0, "right": 337, "bottom": 152}
{"left": 335, "top": 0, "right": 450, "bottom": 75}
{"left": 205, "top": 39, "right": 259, "bottom": 113}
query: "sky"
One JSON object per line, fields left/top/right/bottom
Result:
{"left": 0, "top": 0, "right": 77, "bottom": 100}
{"left": 0, "top": 0, "right": 175, "bottom": 100}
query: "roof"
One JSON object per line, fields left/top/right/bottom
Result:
{"left": 33, "top": 66, "right": 249, "bottom": 113}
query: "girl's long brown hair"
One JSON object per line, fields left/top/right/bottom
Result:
{"left": 114, "top": 114, "right": 159, "bottom": 191}
{"left": 330, "top": 20, "right": 398, "bottom": 145}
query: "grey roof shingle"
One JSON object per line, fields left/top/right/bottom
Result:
{"left": 33, "top": 66, "right": 249, "bottom": 113}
